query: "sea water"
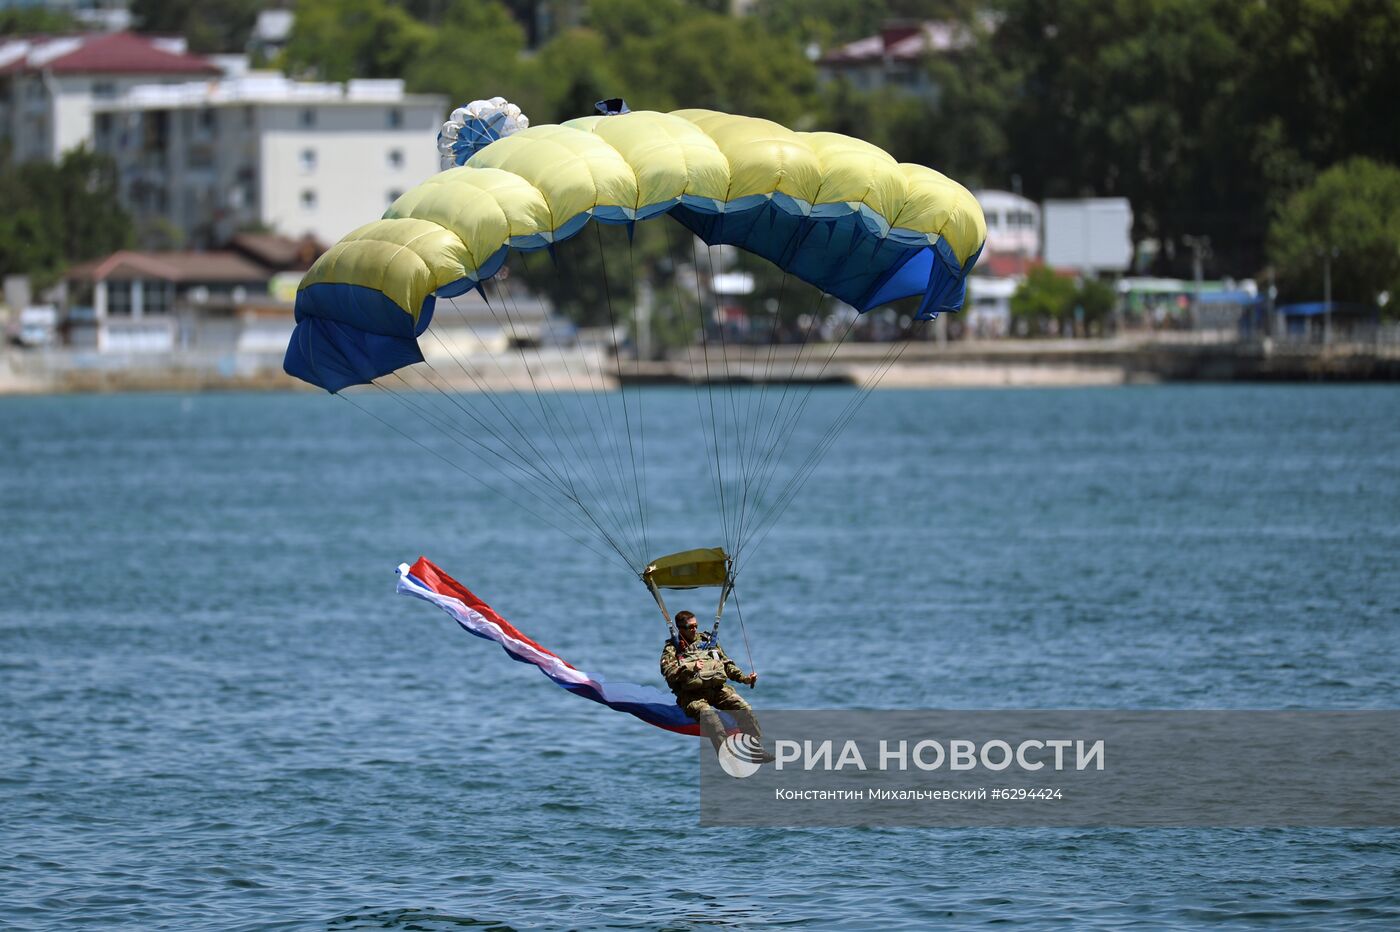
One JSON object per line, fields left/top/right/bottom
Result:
{"left": 2, "top": 386, "right": 1397, "bottom": 929}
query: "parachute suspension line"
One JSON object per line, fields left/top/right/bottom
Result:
{"left": 336, "top": 388, "right": 628, "bottom": 573}
{"left": 519, "top": 244, "right": 647, "bottom": 570}
{"left": 704, "top": 240, "right": 749, "bottom": 557}
{"left": 733, "top": 269, "right": 789, "bottom": 543}
{"left": 729, "top": 210, "right": 813, "bottom": 554}
{"left": 690, "top": 235, "right": 736, "bottom": 555}
{"left": 375, "top": 369, "right": 638, "bottom": 567}
{"left": 731, "top": 310, "right": 865, "bottom": 560}
{"left": 383, "top": 357, "right": 645, "bottom": 574}
{"left": 442, "top": 294, "right": 601, "bottom": 519}
{"left": 552, "top": 236, "right": 648, "bottom": 570}
{"left": 460, "top": 287, "right": 641, "bottom": 569}
{"left": 489, "top": 278, "right": 643, "bottom": 569}
{"left": 382, "top": 363, "right": 566, "bottom": 500}
{"left": 594, "top": 222, "right": 650, "bottom": 571}
{"left": 664, "top": 222, "right": 727, "bottom": 544}
{"left": 390, "top": 350, "right": 620, "bottom": 549}
{"left": 729, "top": 585, "right": 755, "bottom": 680}
{"left": 432, "top": 296, "right": 641, "bottom": 567}
{"left": 735, "top": 322, "right": 925, "bottom": 575}
{"left": 682, "top": 227, "right": 734, "bottom": 554}
{"left": 416, "top": 319, "right": 592, "bottom": 508}
{"left": 729, "top": 287, "right": 839, "bottom": 556}
{"left": 734, "top": 267, "right": 822, "bottom": 559}
{"left": 623, "top": 233, "right": 650, "bottom": 564}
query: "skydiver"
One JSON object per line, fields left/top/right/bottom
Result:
{"left": 660, "top": 610, "right": 774, "bottom": 761}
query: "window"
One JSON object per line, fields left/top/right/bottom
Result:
{"left": 143, "top": 280, "right": 172, "bottom": 315}
{"left": 387, "top": 108, "right": 403, "bottom": 128}
{"left": 91, "top": 81, "right": 117, "bottom": 99}
{"left": 107, "top": 281, "right": 132, "bottom": 316}
{"left": 985, "top": 212, "right": 999, "bottom": 228}
{"left": 300, "top": 189, "right": 317, "bottom": 210}
{"left": 387, "top": 148, "right": 404, "bottom": 170}
{"left": 299, "top": 148, "right": 317, "bottom": 173}
{"left": 300, "top": 108, "right": 316, "bottom": 128}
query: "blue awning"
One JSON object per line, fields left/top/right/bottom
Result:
{"left": 1276, "top": 302, "right": 1377, "bottom": 317}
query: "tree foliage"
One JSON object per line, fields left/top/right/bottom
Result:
{"left": 981, "top": 0, "right": 1400, "bottom": 277}
{"left": 1010, "top": 267, "right": 1113, "bottom": 336}
{"left": 0, "top": 149, "right": 133, "bottom": 287}
{"left": 0, "top": 7, "right": 77, "bottom": 33}
{"left": 1267, "top": 158, "right": 1400, "bottom": 309}
{"left": 281, "top": 0, "right": 433, "bottom": 81}
{"left": 131, "top": 0, "right": 266, "bottom": 53}
{"left": 271, "top": 0, "right": 1400, "bottom": 291}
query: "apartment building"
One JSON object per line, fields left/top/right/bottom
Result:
{"left": 0, "top": 31, "right": 217, "bottom": 162}
{"left": 93, "top": 74, "right": 446, "bottom": 247}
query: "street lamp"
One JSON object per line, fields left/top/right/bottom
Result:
{"left": 1182, "top": 235, "right": 1209, "bottom": 332}
{"left": 1317, "top": 244, "right": 1340, "bottom": 345}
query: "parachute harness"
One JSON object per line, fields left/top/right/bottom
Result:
{"left": 642, "top": 548, "right": 752, "bottom": 680}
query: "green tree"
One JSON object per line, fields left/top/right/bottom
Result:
{"left": 987, "top": 0, "right": 1400, "bottom": 278}
{"left": 1267, "top": 158, "right": 1400, "bottom": 310}
{"left": 751, "top": 0, "right": 982, "bottom": 48}
{"left": 1077, "top": 278, "right": 1116, "bottom": 329}
{"left": 1010, "top": 266, "right": 1078, "bottom": 335}
{"left": 516, "top": 28, "right": 622, "bottom": 124}
{"left": 516, "top": 0, "right": 819, "bottom": 124}
{"left": 0, "top": 210, "right": 63, "bottom": 284}
{"left": 404, "top": 0, "right": 528, "bottom": 109}
{"left": 131, "top": 0, "right": 265, "bottom": 53}
{"left": 281, "top": 0, "right": 433, "bottom": 81}
{"left": 0, "top": 149, "right": 132, "bottom": 287}
{"left": 0, "top": 7, "right": 77, "bottom": 33}
{"left": 616, "top": 13, "right": 817, "bottom": 123}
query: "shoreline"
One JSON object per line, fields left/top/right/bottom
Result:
{"left": 3, "top": 337, "right": 1397, "bottom": 394}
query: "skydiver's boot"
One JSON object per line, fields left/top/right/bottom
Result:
{"left": 733, "top": 709, "right": 777, "bottom": 763}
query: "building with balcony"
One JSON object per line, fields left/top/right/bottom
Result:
{"left": 92, "top": 74, "right": 446, "bottom": 247}
{"left": 0, "top": 31, "right": 217, "bottom": 162}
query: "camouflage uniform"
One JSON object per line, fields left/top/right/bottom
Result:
{"left": 661, "top": 633, "right": 761, "bottom": 751}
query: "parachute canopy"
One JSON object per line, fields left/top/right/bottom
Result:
{"left": 284, "top": 108, "right": 986, "bottom": 393}
{"left": 643, "top": 547, "right": 731, "bottom": 590}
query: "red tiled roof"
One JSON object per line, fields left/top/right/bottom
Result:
{"left": 820, "top": 20, "right": 978, "bottom": 66}
{"left": 67, "top": 251, "right": 272, "bottom": 283}
{"left": 2, "top": 32, "right": 218, "bottom": 76}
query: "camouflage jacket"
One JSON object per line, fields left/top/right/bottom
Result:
{"left": 660, "top": 634, "right": 744, "bottom": 695}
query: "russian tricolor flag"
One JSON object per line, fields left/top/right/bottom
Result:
{"left": 398, "top": 557, "right": 704, "bottom": 735}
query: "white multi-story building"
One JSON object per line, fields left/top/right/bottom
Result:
{"left": 965, "top": 190, "right": 1042, "bottom": 338}
{"left": 0, "top": 31, "right": 217, "bottom": 163}
{"left": 93, "top": 74, "right": 446, "bottom": 247}
{"left": 974, "top": 190, "right": 1041, "bottom": 258}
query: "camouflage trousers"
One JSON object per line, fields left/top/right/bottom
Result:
{"left": 677, "top": 685, "right": 762, "bottom": 752}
